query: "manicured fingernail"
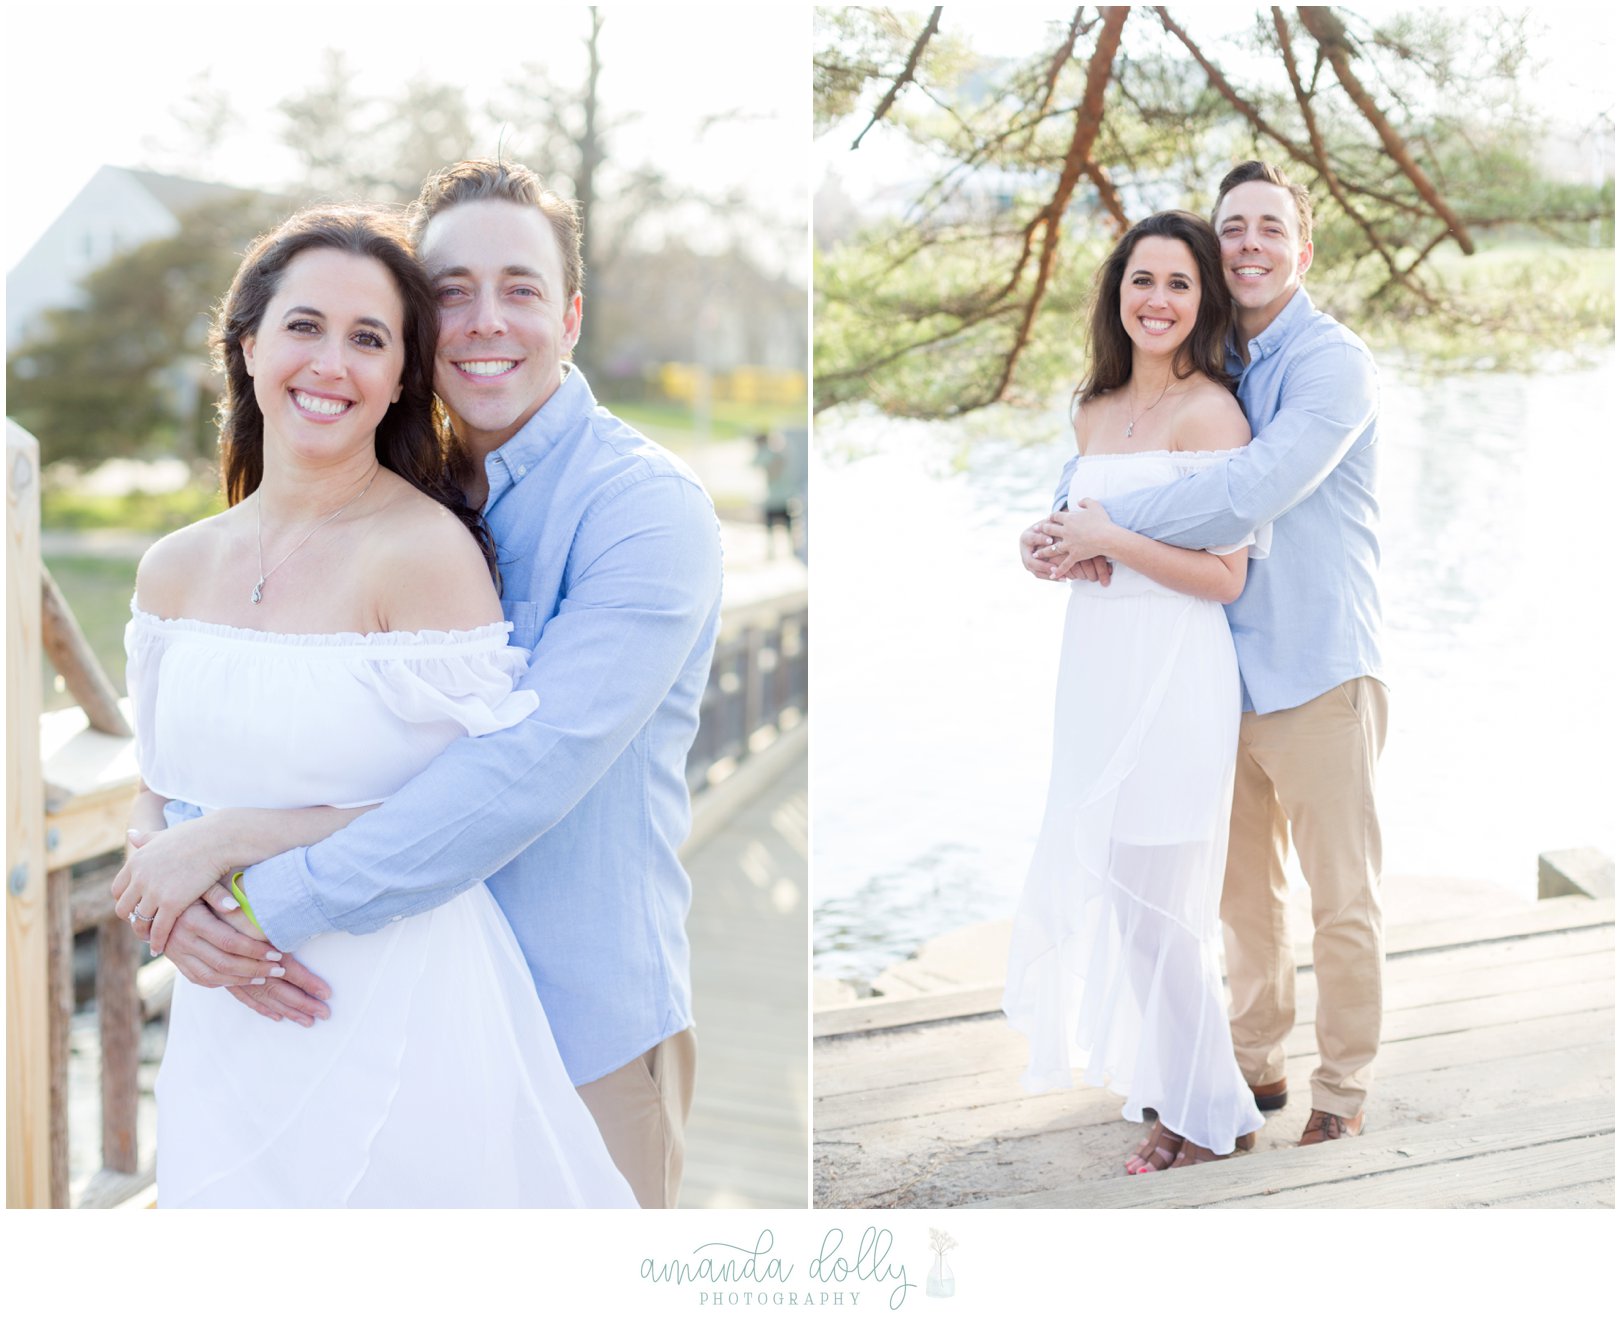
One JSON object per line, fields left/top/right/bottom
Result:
{"left": 264, "top": 950, "right": 282, "bottom": 961}
{"left": 219, "top": 895, "right": 240, "bottom": 911}
{"left": 269, "top": 966, "right": 286, "bottom": 978}
{"left": 251, "top": 977, "right": 266, "bottom": 986}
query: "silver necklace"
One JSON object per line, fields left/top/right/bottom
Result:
{"left": 1124, "top": 377, "right": 1178, "bottom": 439}
{"left": 252, "top": 466, "right": 380, "bottom": 604}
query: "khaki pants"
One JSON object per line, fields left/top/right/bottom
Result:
{"left": 577, "top": 1028, "right": 697, "bottom": 1209}
{"left": 1221, "top": 678, "right": 1388, "bottom": 1118}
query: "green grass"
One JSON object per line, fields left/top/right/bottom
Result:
{"left": 605, "top": 398, "right": 807, "bottom": 449}
{"left": 43, "top": 484, "right": 225, "bottom": 534}
{"left": 1314, "top": 241, "right": 1614, "bottom": 369}
{"left": 42, "top": 556, "right": 140, "bottom": 711}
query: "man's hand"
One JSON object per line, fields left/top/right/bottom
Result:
{"left": 1021, "top": 518, "right": 1112, "bottom": 585}
{"left": 167, "top": 885, "right": 331, "bottom": 1027}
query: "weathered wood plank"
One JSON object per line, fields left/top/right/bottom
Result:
{"left": 47, "top": 866, "right": 74, "bottom": 1208}
{"left": 815, "top": 923, "right": 1614, "bottom": 1072}
{"left": 7, "top": 421, "right": 52, "bottom": 1208}
{"left": 815, "top": 1005, "right": 1612, "bottom": 1132}
{"left": 975, "top": 1099, "right": 1615, "bottom": 1209}
{"left": 814, "top": 902, "right": 1613, "bottom": 1041}
{"left": 681, "top": 755, "right": 807, "bottom": 1208}
{"left": 815, "top": 972, "right": 1612, "bottom": 1104}
{"left": 44, "top": 783, "right": 140, "bottom": 873}
{"left": 77, "top": 1166, "right": 156, "bottom": 1211}
{"left": 817, "top": 1036, "right": 1614, "bottom": 1207}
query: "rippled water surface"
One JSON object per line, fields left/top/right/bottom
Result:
{"left": 812, "top": 355, "right": 1618, "bottom": 983}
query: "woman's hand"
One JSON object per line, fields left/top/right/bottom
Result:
{"left": 112, "top": 812, "right": 239, "bottom": 955}
{"left": 1035, "top": 499, "right": 1118, "bottom": 577}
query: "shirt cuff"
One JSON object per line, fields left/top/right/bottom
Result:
{"left": 240, "top": 847, "right": 332, "bottom": 951}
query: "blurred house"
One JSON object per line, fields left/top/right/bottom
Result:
{"left": 6, "top": 165, "right": 255, "bottom": 347}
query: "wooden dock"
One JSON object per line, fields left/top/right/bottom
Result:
{"left": 683, "top": 734, "right": 809, "bottom": 1208}
{"left": 814, "top": 895, "right": 1613, "bottom": 1208}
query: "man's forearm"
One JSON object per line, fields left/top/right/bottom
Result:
{"left": 1052, "top": 454, "right": 1078, "bottom": 513}
{"left": 244, "top": 475, "right": 723, "bottom": 949}
{"left": 1103, "top": 342, "right": 1377, "bottom": 548}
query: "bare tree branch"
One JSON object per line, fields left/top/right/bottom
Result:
{"left": 1295, "top": 6, "right": 1475, "bottom": 254}
{"left": 985, "top": 6, "right": 1130, "bottom": 405}
{"left": 1082, "top": 158, "right": 1131, "bottom": 235}
{"left": 852, "top": 7, "right": 943, "bottom": 150}
{"left": 1271, "top": 8, "right": 1443, "bottom": 309}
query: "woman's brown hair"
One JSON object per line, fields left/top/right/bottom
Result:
{"left": 1073, "top": 209, "right": 1234, "bottom": 411}
{"left": 211, "top": 206, "right": 496, "bottom": 581}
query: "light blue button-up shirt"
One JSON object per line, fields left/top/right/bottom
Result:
{"left": 1053, "top": 287, "right": 1383, "bottom": 714}
{"left": 244, "top": 367, "right": 724, "bottom": 1084}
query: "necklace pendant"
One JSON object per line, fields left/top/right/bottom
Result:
{"left": 251, "top": 579, "right": 264, "bottom": 605}
{"left": 1125, "top": 420, "right": 1135, "bottom": 438}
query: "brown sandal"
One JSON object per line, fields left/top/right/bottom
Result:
{"left": 1169, "top": 1131, "right": 1257, "bottom": 1167}
{"left": 1125, "top": 1120, "right": 1184, "bottom": 1174}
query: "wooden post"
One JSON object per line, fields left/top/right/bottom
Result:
{"left": 8, "top": 421, "right": 52, "bottom": 1208}
{"left": 46, "top": 868, "right": 73, "bottom": 1206}
{"left": 97, "top": 916, "right": 141, "bottom": 1174}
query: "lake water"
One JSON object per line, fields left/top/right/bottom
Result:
{"left": 811, "top": 354, "right": 1618, "bottom": 983}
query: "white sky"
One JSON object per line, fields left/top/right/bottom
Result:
{"left": 4, "top": 2, "right": 811, "bottom": 271}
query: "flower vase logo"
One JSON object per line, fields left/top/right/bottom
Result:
{"left": 927, "top": 1228, "right": 957, "bottom": 1299}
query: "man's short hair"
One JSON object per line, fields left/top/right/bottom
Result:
{"left": 1212, "top": 161, "right": 1314, "bottom": 245}
{"left": 412, "top": 159, "right": 584, "bottom": 299}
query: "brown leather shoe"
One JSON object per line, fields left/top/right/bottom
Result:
{"left": 1298, "top": 1109, "right": 1364, "bottom": 1145}
{"left": 1250, "top": 1078, "right": 1288, "bottom": 1111}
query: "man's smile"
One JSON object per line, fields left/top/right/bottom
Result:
{"left": 453, "top": 359, "right": 521, "bottom": 378}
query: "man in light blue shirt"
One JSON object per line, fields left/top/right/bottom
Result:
{"left": 1022, "top": 162, "right": 1388, "bottom": 1145}
{"left": 169, "top": 160, "right": 722, "bottom": 1206}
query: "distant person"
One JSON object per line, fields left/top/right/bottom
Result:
{"left": 114, "top": 160, "right": 724, "bottom": 1207}
{"left": 753, "top": 428, "right": 799, "bottom": 559}
{"left": 1021, "top": 161, "right": 1387, "bottom": 1158}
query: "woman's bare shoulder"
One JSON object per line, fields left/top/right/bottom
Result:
{"left": 365, "top": 482, "right": 501, "bottom": 632}
{"left": 1073, "top": 391, "right": 1123, "bottom": 455}
{"left": 1173, "top": 380, "right": 1251, "bottom": 452}
{"left": 134, "top": 508, "right": 238, "bottom": 616}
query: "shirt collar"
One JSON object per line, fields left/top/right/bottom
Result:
{"left": 1235, "top": 285, "right": 1314, "bottom": 366}
{"left": 480, "top": 364, "right": 597, "bottom": 492}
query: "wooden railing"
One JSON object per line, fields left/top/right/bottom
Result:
{"left": 6, "top": 418, "right": 808, "bottom": 1208}
{"left": 8, "top": 422, "right": 157, "bottom": 1208}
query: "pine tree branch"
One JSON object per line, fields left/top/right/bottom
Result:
{"left": 1295, "top": 6, "right": 1475, "bottom": 254}
{"left": 851, "top": 7, "right": 943, "bottom": 150}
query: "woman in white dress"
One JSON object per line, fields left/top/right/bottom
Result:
{"left": 1002, "top": 211, "right": 1267, "bottom": 1172}
{"left": 110, "top": 206, "right": 635, "bottom": 1207}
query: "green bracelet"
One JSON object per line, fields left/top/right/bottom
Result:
{"left": 229, "top": 871, "right": 265, "bottom": 936}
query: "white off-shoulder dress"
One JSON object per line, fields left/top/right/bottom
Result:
{"left": 126, "top": 608, "right": 637, "bottom": 1208}
{"left": 1002, "top": 450, "right": 1267, "bottom": 1155}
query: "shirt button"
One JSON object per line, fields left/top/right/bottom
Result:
{"left": 389, "top": 915, "right": 403, "bottom": 923}
{"left": 517, "top": 465, "right": 527, "bottom": 476}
